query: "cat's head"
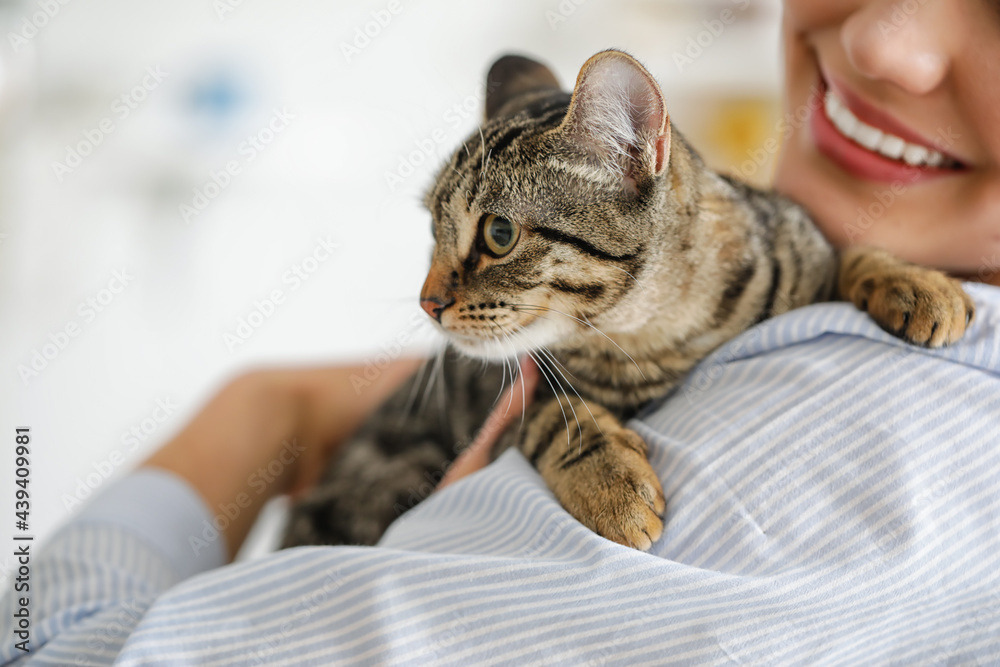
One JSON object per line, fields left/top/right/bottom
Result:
{"left": 420, "top": 49, "right": 673, "bottom": 360}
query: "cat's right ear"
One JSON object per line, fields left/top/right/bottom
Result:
{"left": 560, "top": 50, "right": 670, "bottom": 185}
{"left": 485, "top": 55, "right": 561, "bottom": 120}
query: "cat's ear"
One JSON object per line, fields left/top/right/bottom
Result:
{"left": 560, "top": 50, "right": 670, "bottom": 184}
{"left": 485, "top": 55, "right": 561, "bottom": 120}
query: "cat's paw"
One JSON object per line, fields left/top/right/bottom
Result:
{"left": 550, "top": 429, "right": 666, "bottom": 551}
{"left": 848, "top": 268, "right": 975, "bottom": 348}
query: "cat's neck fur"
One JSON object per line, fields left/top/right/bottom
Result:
{"left": 550, "top": 128, "right": 818, "bottom": 414}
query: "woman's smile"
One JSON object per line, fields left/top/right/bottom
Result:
{"left": 775, "top": 0, "right": 1000, "bottom": 279}
{"left": 811, "top": 69, "right": 966, "bottom": 184}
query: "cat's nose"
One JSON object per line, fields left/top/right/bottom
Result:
{"left": 420, "top": 296, "right": 455, "bottom": 322}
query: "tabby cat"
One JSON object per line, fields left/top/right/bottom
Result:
{"left": 283, "top": 50, "right": 974, "bottom": 551}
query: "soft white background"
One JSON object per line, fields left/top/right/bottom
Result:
{"left": 0, "top": 0, "right": 781, "bottom": 569}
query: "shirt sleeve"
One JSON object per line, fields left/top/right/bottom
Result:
{"left": 1, "top": 468, "right": 226, "bottom": 666}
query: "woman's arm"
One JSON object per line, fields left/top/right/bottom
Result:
{"left": 0, "top": 359, "right": 422, "bottom": 665}
{"left": 143, "top": 359, "right": 423, "bottom": 560}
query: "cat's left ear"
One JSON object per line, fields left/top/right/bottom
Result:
{"left": 485, "top": 54, "right": 562, "bottom": 120}
{"left": 560, "top": 50, "right": 670, "bottom": 186}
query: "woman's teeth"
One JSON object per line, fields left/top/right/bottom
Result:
{"left": 823, "top": 90, "right": 954, "bottom": 169}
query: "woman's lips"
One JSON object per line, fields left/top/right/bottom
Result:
{"left": 809, "top": 77, "right": 964, "bottom": 184}
{"left": 824, "top": 71, "right": 961, "bottom": 159}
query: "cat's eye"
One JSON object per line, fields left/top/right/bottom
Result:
{"left": 482, "top": 214, "right": 520, "bottom": 257}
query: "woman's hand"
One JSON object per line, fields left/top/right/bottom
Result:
{"left": 142, "top": 359, "right": 422, "bottom": 561}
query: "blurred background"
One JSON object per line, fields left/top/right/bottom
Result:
{"left": 0, "top": 0, "right": 783, "bottom": 563}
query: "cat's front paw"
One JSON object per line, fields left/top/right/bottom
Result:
{"left": 549, "top": 428, "right": 666, "bottom": 551}
{"left": 841, "top": 247, "right": 975, "bottom": 348}
{"left": 851, "top": 271, "right": 974, "bottom": 347}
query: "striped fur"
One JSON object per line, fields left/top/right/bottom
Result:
{"left": 283, "top": 50, "right": 974, "bottom": 551}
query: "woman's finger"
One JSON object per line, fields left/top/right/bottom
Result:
{"left": 437, "top": 356, "right": 541, "bottom": 490}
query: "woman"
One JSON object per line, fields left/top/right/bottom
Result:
{"left": 4, "top": 1, "right": 998, "bottom": 664}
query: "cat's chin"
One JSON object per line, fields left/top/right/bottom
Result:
{"left": 447, "top": 336, "right": 517, "bottom": 362}
{"left": 445, "top": 318, "right": 574, "bottom": 362}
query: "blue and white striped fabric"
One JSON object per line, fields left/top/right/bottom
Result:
{"left": 4, "top": 283, "right": 1000, "bottom": 666}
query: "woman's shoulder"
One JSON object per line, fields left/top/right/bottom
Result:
{"left": 690, "top": 281, "right": 1000, "bottom": 377}
{"left": 636, "top": 280, "right": 1000, "bottom": 467}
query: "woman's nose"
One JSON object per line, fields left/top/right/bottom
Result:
{"left": 840, "top": 0, "right": 952, "bottom": 96}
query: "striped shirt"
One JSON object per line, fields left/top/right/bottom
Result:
{"left": 3, "top": 283, "right": 999, "bottom": 666}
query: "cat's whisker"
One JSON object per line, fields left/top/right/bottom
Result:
{"left": 501, "top": 351, "right": 513, "bottom": 407}
{"left": 509, "top": 303, "right": 647, "bottom": 381}
{"left": 419, "top": 347, "right": 441, "bottom": 415}
{"left": 482, "top": 148, "right": 493, "bottom": 179}
{"left": 399, "top": 355, "right": 436, "bottom": 427}
{"left": 518, "top": 329, "right": 602, "bottom": 447}
{"left": 500, "top": 329, "right": 528, "bottom": 427}
{"left": 516, "top": 324, "right": 582, "bottom": 394}
{"left": 435, "top": 346, "right": 448, "bottom": 419}
{"left": 492, "top": 323, "right": 528, "bottom": 423}
{"left": 498, "top": 329, "right": 524, "bottom": 420}
{"left": 494, "top": 346, "right": 508, "bottom": 406}
{"left": 516, "top": 354, "right": 528, "bottom": 426}
{"left": 529, "top": 349, "right": 581, "bottom": 450}
{"left": 525, "top": 349, "right": 572, "bottom": 448}
{"left": 419, "top": 346, "right": 446, "bottom": 416}
{"left": 608, "top": 265, "right": 646, "bottom": 292}
{"left": 485, "top": 321, "right": 512, "bottom": 408}
{"left": 414, "top": 348, "right": 436, "bottom": 416}
{"left": 539, "top": 343, "right": 576, "bottom": 380}
{"left": 537, "top": 344, "right": 603, "bottom": 441}
{"left": 539, "top": 349, "right": 588, "bottom": 452}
